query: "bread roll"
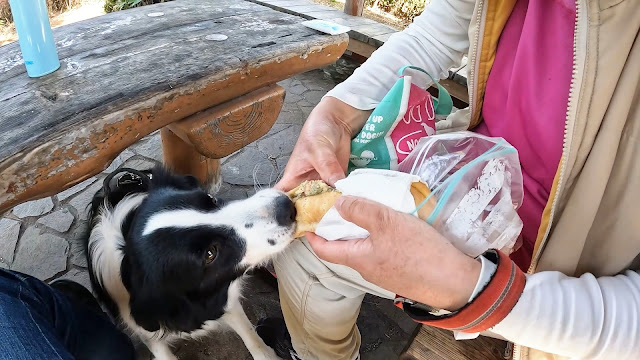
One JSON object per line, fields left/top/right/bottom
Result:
{"left": 288, "top": 179, "right": 435, "bottom": 238}
{"left": 409, "top": 181, "right": 437, "bottom": 220}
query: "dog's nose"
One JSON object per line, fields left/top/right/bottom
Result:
{"left": 275, "top": 195, "right": 296, "bottom": 226}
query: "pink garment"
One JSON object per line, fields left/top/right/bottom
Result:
{"left": 475, "top": 0, "right": 576, "bottom": 270}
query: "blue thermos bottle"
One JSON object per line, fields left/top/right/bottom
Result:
{"left": 9, "top": 0, "right": 60, "bottom": 77}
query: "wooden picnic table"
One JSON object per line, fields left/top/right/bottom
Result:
{"left": 0, "top": 0, "right": 348, "bottom": 214}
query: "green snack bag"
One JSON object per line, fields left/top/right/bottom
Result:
{"left": 348, "top": 66, "right": 452, "bottom": 173}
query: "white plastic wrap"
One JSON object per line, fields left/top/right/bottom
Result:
{"left": 398, "top": 132, "right": 524, "bottom": 257}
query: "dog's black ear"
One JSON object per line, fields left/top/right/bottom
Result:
{"left": 101, "top": 168, "right": 152, "bottom": 207}
{"left": 128, "top": 292, "right": 166, "bottom": 332}
{"left": 184, "top": 175, "right": 200, "bottom": 188}
{"left": 150, "top": 165, "right": 203, "bottom": 190}
{"left": 124, "top": 252, "right": 206, "bottom": 333}
{"left": 121, "top": 255, "right": 164, "bottom": 332}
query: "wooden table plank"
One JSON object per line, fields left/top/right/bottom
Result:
{"left": 267, "top": 0, "right": 312, "bottom": 5}
{"left": 278, "top": 3, "right": 331, "bottom": 14}
{"left": 168, "top": 84, "right": 286, "bottom": 159}
{"left": 349, "top": 23, "right": 397, "bottom": 45}
{"left": 351, "top": 23, "right": 397, "bottom": 37}
{"left": 366, "top": 32, "right": 392, "bottom": 48}
{"left": 403, "top": 326, "right": 509, "bottom": 360}
{"left": 0, "top": 0, "right": 347, "bottom": 213}
{"left": 306, "top": 10, "right": 379, "bottom": 25}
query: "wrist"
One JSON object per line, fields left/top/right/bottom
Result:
{"left": 409, "top": 253, "right": 481, "bottom": 312}
{"left": 318, "top": 96, "right": 370, "bottom": 137}
{"left": 443, "top": 255, "right": 482, "bottom": 311}
{"left": 397, "top": 250, "right": 526, "bottom": 334}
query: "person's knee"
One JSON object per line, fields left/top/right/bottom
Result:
{"left": 0, "top": 269, "right": 35, "bottom": 298}
{"left": 302, "top": 281, "right": 363, "bottom": 334}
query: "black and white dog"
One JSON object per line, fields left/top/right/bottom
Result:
{"left": 85, "top": 166, "right": 295, "bottom": 360}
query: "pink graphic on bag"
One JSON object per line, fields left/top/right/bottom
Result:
{"left": 389, "top": 83, "right": 436, "bottom": 163}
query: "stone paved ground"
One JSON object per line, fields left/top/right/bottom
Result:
{"left": 0, "top": 68, "right": 417, "bottom": 359}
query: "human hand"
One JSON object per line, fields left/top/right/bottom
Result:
{"left": 306, "top": 196, "right": 481, "bottom": 311}
{"left": 275, "top": 97, "right": 370, "bottom": 191}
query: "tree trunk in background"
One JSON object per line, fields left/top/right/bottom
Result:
{"left": 344, "top": 0, "right": 364, "bottom": 16}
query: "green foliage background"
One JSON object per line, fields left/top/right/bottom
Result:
{"left": 365, "top": 0, "right": 427, "bottom": 23}
{"left": 104, "top": 0, "right": 172, "bottom": 13}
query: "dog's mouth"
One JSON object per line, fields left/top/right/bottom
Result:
{"left": 223, "top": 189, "right": 297, "bottom": 266}
{"left": 250, "top": 190, "right": 297, "bottom": 244}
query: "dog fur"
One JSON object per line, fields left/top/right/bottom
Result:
{"left": 84, "top": 166, "right": 295, "bottom": 360}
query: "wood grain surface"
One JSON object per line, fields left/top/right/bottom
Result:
{"left": 402, "top": 326, "right": 510, "bottom": 360}
{"left": 0, "top": 0, "right": 347, "bottom": 213}
{"left": 168, "top": 84, "right": 285, "bottom": 159}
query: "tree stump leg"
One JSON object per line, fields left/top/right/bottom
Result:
{"left": 344, "top": 0, "right": 365, "bottom": 16}
{"left": 167, "top": 84, "right": 285, "bottom": 159}
{"left": 160, "top": 127, "right": 221, "bottom": 189}
{"left": 160, "top": 84, "right": 285, "bottom": 191}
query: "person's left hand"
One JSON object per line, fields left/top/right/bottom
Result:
{"left": 306, "top": 196, "right": 481, "bottom": 311}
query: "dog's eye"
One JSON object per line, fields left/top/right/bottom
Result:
{"left": 205, "top": 247, "right": 218, "bottom": 264}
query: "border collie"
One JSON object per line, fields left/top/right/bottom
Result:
{"left": 85, "top": 166, "right": 295, "bottom": 360}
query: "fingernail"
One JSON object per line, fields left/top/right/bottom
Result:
{"left": 334, "top": 196, "right": 352, "bottom": 211}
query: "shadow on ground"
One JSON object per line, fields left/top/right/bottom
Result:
{"left": 164, "top": 271, "right": 419, "bottom": 360}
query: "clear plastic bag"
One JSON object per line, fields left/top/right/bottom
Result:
{"left": 398, "top": 132, "right": 524, "bottom": 257}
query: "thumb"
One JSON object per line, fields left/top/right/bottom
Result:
{"left": 275, "top": 157, "right": 312, "bottom": 191}
{"left": 306, "top": 233, "right": 354, "bottom": 266}
{"left": 313, "top": 148, "right": 346, "bottom": 186}
{"left": 334, "top": 196, "right": 392, "bottom": 234}
{"left": 274, "top": 171, "right": 301, "bottom": 192}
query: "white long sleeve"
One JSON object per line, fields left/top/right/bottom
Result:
{"left": 322, "top": 1, "right": 640, "bottom": 358}
{"left": 491, "top": 270, "right": 640, "bottom": 359}
{"left": 325, "top": 0, "right": 476, "bottom": 110}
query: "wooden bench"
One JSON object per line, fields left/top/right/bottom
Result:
{"left": 248, "top": 0, "right": 396, "bottom": 58}
{"left": 248, "top": 0, "right": 470, "bottom": 108}
{"left": 0, "top": 0, "right": 348, "bottom": 214}
{"left": 402, "top": 326, "right": 510, "bottom": 360}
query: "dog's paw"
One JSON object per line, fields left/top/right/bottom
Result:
{"left": 251, "top": 347, "right": 282, "bottom": 360}
{"left": 151, "top": 356, "right": 178, "bottom": 360}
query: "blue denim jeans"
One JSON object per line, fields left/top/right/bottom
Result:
{"left": 0, "top": 269, "right": 135, "bottom": 360}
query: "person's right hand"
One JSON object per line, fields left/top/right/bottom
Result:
{"left": 275, "top": 97, "right": 370, "bottom": 191}
{"left": 306, "top": 196, "right": 480, "bottom": 311}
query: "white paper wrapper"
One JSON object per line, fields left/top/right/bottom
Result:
{"left": 301, "top": 19, "right": 351, "bottom": 35}
{"left": 315, "top": 169, "right": 422, "bottom": 241}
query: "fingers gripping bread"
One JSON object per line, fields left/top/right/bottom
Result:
{"left": 288, "top": 179, "right": 435, "bottom": 238}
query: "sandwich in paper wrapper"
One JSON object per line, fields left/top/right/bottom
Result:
{"left": 288, "top": 132, "right": 524, "bottom": 258}
{"left": 288, "top": 169, "right": 435, "bottom": 240}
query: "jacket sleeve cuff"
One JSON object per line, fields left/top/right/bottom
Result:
{"left": 395, "top": 250, "right": 526, "bottom": 333}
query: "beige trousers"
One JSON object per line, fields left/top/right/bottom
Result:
{"left": 273, "top": 238, "right": 396, "bottom": 360}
